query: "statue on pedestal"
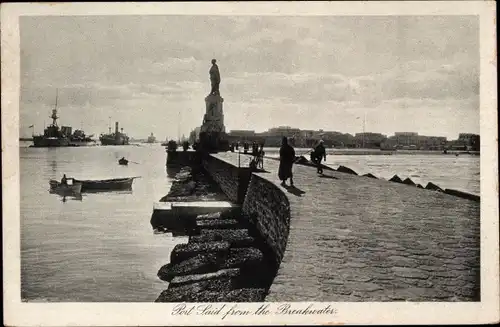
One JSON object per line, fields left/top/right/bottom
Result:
{"left": 209, "top": 59, "right": 220, "bottom": 95}
{"left": 198, "top": 59, "right": 228, "bottom": 153}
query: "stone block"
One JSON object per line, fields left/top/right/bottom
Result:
{"left": 425, "top": 182, "right": 443, "bottom": 191}
{"left": 189, "top": 229, "right": 255, "bottom": 247}
{"left": 223, "top": 288, "right": 267, "bottom": 302}
{"left": 336, "top": 165, "right": 358, "bottom": 175}
{"left": 169, "top": 268, "right": 241, "bottom": 288}
{"left": 158, "top": 253, "right": 221, "bottom": 282}
{"left": 362, "top": 173, "right": 378, "bottom": 179}
{"left": 223, "top": 247, "right": 264, "bottom": 269}
{"left": 197, "top": 212, "right": 223, "bottom": 220}
{"left": 389, "top": 175, "right": 403, "bottom": 183}
{"left": 170, "top": 241, "right": 230, "bottom": 265}
{"left": 196, "top": 219, "right": 242, "bottom": 230}
{"left": 402, "top": 178, "right": 416, "bottom": 186}
{"left": 155, "top": 278, "right": 234, "bottom": 302}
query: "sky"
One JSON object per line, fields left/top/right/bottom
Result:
{"left": 20, "top": 15, "right": 479, "bottom": 140}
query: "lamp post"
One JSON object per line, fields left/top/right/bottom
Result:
{"left": 356, "top": 112, "right": 367, "bottom": 148}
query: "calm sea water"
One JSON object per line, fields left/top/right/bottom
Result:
{"left": 20, "top": 144, "right": 479, "bottom": 302}
{"left": 20, "top": 143, "right": 186, "bottom": 302}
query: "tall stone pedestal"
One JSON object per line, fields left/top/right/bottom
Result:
{"left": 199, "top": 94, "right": 229, "bottom": 153}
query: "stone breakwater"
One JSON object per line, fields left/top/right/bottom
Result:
{"left": 156, "top": 151, "right": 480, "bottom": 302}
{"left": 154, "top": 155, "right": 282, "bottom": 302}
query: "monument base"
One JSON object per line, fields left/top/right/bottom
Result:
{"left": 199, "top": 131, "right": 229, "bottom": 153}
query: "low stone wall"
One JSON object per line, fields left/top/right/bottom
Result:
{"left": 241, "top": 174, "right": 291, "bottom": 267}
{"left": 201, "top": 154, "right": 292, "bottom": 267}
{"left": 202, "top": 154, "right": 252, "bottom": 204}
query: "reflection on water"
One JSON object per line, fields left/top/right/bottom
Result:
{"left": 21, "top": 145, "right": 186, "bottom": 302}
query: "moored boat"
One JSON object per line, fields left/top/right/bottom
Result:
{"left": 49, "top": 179, "right": 83, "bottom": 194}
{"left": 73, "top": 177, "right": 137, "bottom": 191}
{"left": 118, "top": 157, "right": 129, "bottom": 165}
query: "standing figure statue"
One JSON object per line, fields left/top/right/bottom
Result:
{"left": 209, "top": 59, "right": 221, "bottom": 95}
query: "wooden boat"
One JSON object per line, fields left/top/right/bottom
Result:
{"left": 49, "top": 179, "right": 82, "bottom": 194}
{"left": 73, "top": 177, "right": 137, "bottom": 191}
{"left": 118, "top": 158, "right": 129, "bottom": 165}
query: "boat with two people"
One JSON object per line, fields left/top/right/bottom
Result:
{"left": 118, "top": 157, "right": 129, "bottom": 165}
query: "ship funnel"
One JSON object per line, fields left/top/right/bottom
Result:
{"left": 115, "top": 122, "right": 119, "bottom": 134}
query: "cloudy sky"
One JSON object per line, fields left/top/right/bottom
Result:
{"left": 20, "top": 15, "right": 479, "bottom": 140}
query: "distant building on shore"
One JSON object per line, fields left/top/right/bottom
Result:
{"left": 192, "top": 125, "right": 476, "bottom": 150}
{"left": 354, "top": 132, "right": 387, "bottom": 148}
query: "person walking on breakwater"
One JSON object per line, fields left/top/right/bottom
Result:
{"left": 279, "top": 136, "right": 295, "bottom": 186}
{"left": 312, "top": 139, "right": 327, "bottom": 174}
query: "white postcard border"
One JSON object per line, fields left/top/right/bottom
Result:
{"left": 2, "top": 2, "right": 498, "bottom": 326}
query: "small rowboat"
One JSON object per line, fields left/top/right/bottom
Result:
{"left": 49, "top": 179, "right": 83, "bottom": 195}
{"left": 73, "top": 177, "right": 137, "bottom": 191}
{"left": 118, "top": 158, "right": 128, "bottom": 165}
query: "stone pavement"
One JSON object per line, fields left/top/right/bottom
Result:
{"left": 217, "top": 152, "right": 480, "bottom": 302}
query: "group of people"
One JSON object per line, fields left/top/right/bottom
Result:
{"left": 278, "top": 137, "right": 327, "bottom": 187}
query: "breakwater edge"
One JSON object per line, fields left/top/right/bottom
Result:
{"left": 152, "top": 149, "right": 480, "bottom": 302}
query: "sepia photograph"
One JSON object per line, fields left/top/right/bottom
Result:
{"left": 2, "top": 1, "right": 498, "bottom": 326}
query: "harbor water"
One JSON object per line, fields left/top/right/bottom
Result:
{"left": 20, "top": 144, "right": 480, "bottom": 302}
{"left": 20, "top": 143, "right": 186, "bottom": 302}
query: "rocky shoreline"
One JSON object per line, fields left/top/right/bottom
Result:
{"left": 155, "top": 209, "right": 278, "bottom": 302}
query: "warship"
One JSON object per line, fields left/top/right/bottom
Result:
{"left": 32, "top": 105, "right": 71, "bottom": 147}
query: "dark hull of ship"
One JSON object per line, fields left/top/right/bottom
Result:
{"left": 32, "top": 136, "right": 70, "bottom": 147}
{"left": 100, "top": 137, "right": 129, "bottom": 146}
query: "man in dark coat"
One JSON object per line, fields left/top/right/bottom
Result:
{"left": 278, "top": 136, "right": 295, "bottom": 186}
{"left": 312, "top": 139, "right": 327, "bottom": 174}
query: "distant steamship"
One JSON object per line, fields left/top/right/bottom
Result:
{"left": 99, "top": 122, "right": 130, "bottom": 146}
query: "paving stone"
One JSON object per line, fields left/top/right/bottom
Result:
{"left": 391, "top": 267, "right": 429, "bottom": 279}
{"left": 340, "top": 271, "right": 373, "bottom": 282}
{"left": 418, "top": 265, "right": 447, "bottom": 272}
{"left": 344, "top": 282, "right": 384, "bottom": 292}
{"left": 387, "top": 255, "right": 419, "bottom": 268}
{"left": 344, "top": 261, "right": 368, "bottom": 268}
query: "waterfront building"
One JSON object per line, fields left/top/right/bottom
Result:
{"left": 394, "top": 132, "right": 419, "bottom": 147}
{"left": 458, "top": 133, "right": 480, "bottom": 151}
{"left": 417, "top": 135, "right": 447, "bottom": 150}
{"left": 354, "top": 132, "right": 388, "bottom": 148}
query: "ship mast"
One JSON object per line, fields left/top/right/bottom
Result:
{"left": 50, "top": 89, "right": 59, "bottom": 127}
